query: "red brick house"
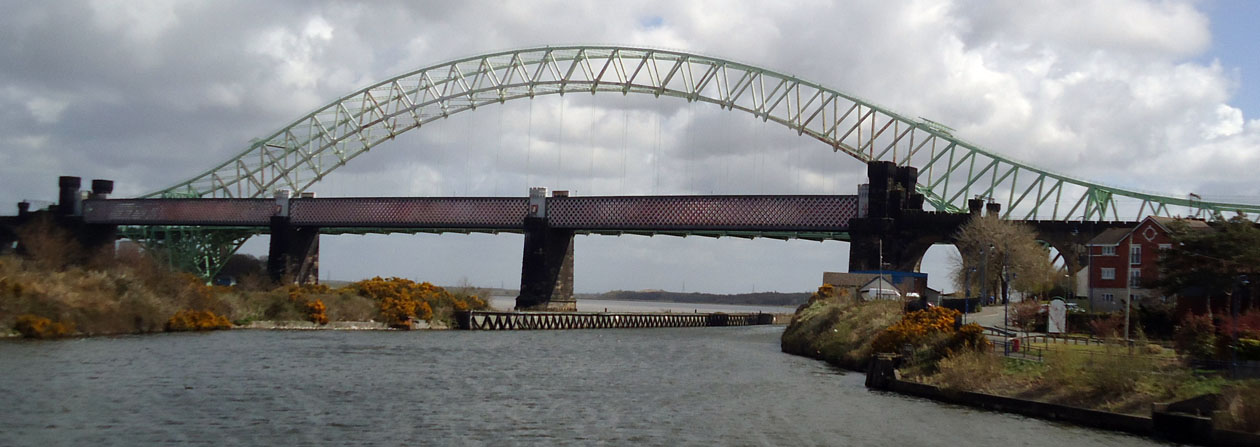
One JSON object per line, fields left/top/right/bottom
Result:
{"left": 1085, "top": 216, "right": 1210, "bottom": 312}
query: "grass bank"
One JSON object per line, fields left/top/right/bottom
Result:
{"left": 780, "top": 286, "right": 915, "bottom": 370}
{"left": 778, "top": 285, "right": 1260, "bottom": 435}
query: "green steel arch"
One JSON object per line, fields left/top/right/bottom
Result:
{"left": 150, "top": 45, "right": 1259, "bottom": 221}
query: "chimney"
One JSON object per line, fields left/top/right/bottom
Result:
{"left": 58, "top": 176, "right": 81, "bottom": 216}
{"left": 90, "top": 179, "right": 114, "bottom": 200}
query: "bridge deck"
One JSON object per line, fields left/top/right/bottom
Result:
{"left": 84, "top": 195, "right": 858, "bottom": 233}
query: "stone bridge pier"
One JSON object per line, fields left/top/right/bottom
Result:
{"left": 847, "top": 162, "right": 972, "bottom": 272}
{"left": 267, "top": 191, "right": 320, "bottom": 285}
{"left": 1, "top": 176, "right": 117, "bottom": 258}
{"left": 515, "top": 188, "right": 576, "bottom": 311}
{"left": 846, "top": 161, "right": 1135, "bottom": 290}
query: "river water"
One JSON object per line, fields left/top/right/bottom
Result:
{"left": 0, "top": 326, "right": 1164, "bottom": 446}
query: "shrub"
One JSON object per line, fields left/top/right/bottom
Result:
{"left": 305, "top": 299, "right": 329, "bottom": 325}
{"left": 1174, "top": 314, "right": 1217, "bottom": 360}
{"left": 1134, "top": 301, "right": 1177, "bottom": 339}
{"left": 1009, "top": 300, "right": 1044, "bottom": 331}
{"left": 350, "top": 277, "right": 485, "bottom": 326}
{"left": 871, "top": 306, "right": 961, "bottom": 354}
{"left": 1088, "top": 313, "right": 1126, "bottom": 339}
{"left": 1066, "top": 312, "right": 1111, "bottom": 334}
{"left": 1239, "top": 338, "right": 1260, "bottom": 361}
{"left": 15, "top": 216, "right": 86, "bottom": 271}
{"left": 945, "top": 323, "right": 993, "bottom": 354}
{"left": 165, "top": 310, "right": 232, "bottom": 331}
{"left": 13, "top": 314, "right": 75, "bottom": 338}
{"left": 286, "top": 283, "right": 331, "bottom": 301}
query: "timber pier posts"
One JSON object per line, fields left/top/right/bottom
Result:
{"left": 455, "top": 310, "right": 775, "bottom": 331}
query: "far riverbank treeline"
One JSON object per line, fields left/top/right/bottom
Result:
{"left": 589, "top": 290, "right": 809, "bottom": 307}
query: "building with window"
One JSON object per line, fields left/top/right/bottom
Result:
{"left": 1085, "top": 216, "right": 1208, "bottom": 312}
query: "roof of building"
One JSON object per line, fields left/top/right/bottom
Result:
{"left": 1149, "top": 216, "right": 1211, "bottom": 231}
{"left": 1087, "top": 227, "right": 1131, "bottom": 246}
{"left": 1087, "top": 216, "right": 1213, "bottom": 246}
{"left": 822, "top": 272, "right": 883, "bottom": 288}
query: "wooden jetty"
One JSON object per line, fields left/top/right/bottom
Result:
{"left": 454, "top": 310, "right": 775, "bottom": 331}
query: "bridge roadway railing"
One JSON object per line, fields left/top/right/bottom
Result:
{"left": 455, "top": 310, "right": 775, "bottom": 330}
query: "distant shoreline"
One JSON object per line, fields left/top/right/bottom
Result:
{"left": 581, "top": 290, "right": 810, "bottom": 307}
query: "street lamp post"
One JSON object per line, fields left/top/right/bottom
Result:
{"left": 979, "top": 244, "right": 993, "bottom": 307}
{"left": 1087, "top": 245, "right": 1094, "bottom": 312}
{"left": 1002, "top": 249, "right": 1012, "bottom": 331}
{"left": 964, "top": 266, "right": 976, "bottom": 324}
{"left": 1233, "top": 275, "right": 1250, "bottom": 376}
{"left": 1124, "top": 246, "right": 1132, "bottom": 350}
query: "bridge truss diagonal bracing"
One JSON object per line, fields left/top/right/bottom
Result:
{"left": 149, "top": 45, "right": 1260, "bottom": 222}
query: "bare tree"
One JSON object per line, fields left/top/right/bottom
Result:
{"left": 951, "top": 215, "right": 1057, "bottom": 301}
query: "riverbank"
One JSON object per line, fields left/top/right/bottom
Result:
{"left": 864, "top": 359, "right": 1260, "bottom": 446}
{"left": 238, "top": 320, "right": 393, "bottom": 330}
{"left": 0, "top": 250, "right": 487, "bottom": 338}
{"left": 778, "top": 287, "right": 1260, "bottom": 442}
{"left": 590, "top": 290, "right": 810, "bottom": 307}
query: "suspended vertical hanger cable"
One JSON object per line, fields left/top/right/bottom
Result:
{"left": 588, "top": 103, "right": 596, "bottom": 195}
{"left": 620, "top": 96, "right": 628, "bottom": 195}
{"left": 464, "top": 111, "right": 472, "bottom": 195}
{"left": 494, "top": 103, "right": 503, "bottom": 195}
{"left": 557, "top": 96, "right": 565, "bottom": 187}
{"left": 653, "top": 112, "right": 661, "bottom": 194}
{"left": 526, "top": 99, "right": 534, "bottom": 189}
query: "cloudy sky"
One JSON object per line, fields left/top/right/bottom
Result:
{"left": 2, "top": 0, "right": 1258, "bottom": 294}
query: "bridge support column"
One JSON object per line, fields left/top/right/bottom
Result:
{"left": 848, "top": 161, "right": 967, "bottom": 273}
{"left": 7, "top": 176, "right": 118, "bottom": 259}
{"left": 515, "top": 216, "right": 576, "bottom": 311}
{"left": 267, "top": 217, "right": 319, "bottom": 284}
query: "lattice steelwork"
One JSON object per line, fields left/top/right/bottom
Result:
{"left": 288, "top": 197, "right": 527, "bottom": 228}
{"left": 83, "top": 199, "right": 276, "bottom": 226}
{"left": 149, "top": 45, "right": 1259, "bottom": 222}
{"left": 548, "top": 195, "right": 857, "bottom": 231}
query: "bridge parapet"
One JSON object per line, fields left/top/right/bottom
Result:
{"left": 547, "top": 195, "right": 858, "bottom": 231}
{"left": 83, "top": 198, "right": 276, "bottom": 226}
{"left": 288, "top": 197, "right": 528, "bottom": 228}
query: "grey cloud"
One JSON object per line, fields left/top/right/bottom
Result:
{"left": 2, "top": 0, "right": 1255, "bottom": 294}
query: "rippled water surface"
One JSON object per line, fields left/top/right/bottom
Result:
{"left": 1, "top": 327, "right": 1165, "bottom": 446}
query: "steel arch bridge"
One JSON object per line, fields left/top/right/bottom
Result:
{"left": 148, "top": 45, "right": 1259, "bottom": 221}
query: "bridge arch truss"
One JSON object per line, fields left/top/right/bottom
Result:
{"left": 151, "top": 45, "right": 1259, "bottom": 222}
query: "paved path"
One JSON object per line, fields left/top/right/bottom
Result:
{"left": 961, "top": 303, "right": 1006, "bottom": 327}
